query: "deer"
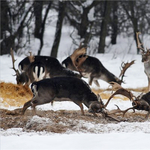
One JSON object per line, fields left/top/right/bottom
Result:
{"left": 10, "top": 49, "right": 49, "bottom": 85}
{"left": 62, "top": 46, "right": 134, "bottom": 87}
{"left": 10, "top": 49, "right": 81, "bottom": 85}
{"left": 105, "top": 83, "right": 150, "bottom": 120}
{"left": 136, "top": 32, "right": 150, "bottom": 91}
{"left": 22, "top": 76, "right": 120, "bottom": 121}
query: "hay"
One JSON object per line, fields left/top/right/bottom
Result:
{"left": 0, "top": 82, "right": 32, "bottom": 107}
{"left": 0, "top": 82, "right": 147, "bottom": 108}
{"left": 92, "top": 86, "right": 148, "bottom": 101}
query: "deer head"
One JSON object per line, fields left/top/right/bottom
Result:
{"left": 106, "top": 85, "right": 150, "bottom": 119}
{"left": 10, "top": 49, "right": 38, "bottom": 85}
{"left": 136, "top": 32, "right": 150, "bottom": 63}
{"left": 136, "top": 32, "right": 150, "bottom": 90}
{"left": 10, "top": 49, "right": 28, "bottom": 84}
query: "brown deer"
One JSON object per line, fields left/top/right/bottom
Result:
{"left": 62, "top": 46, "right": 134, "bottom": 87}
{"left": 136, "top": 32, "right": 150, "bottom": 91}
{"left": 10, "top": 49, "right": 81, "bottom": 85}
{"left": 11, "top": 49, "right": 47, "bottom": 85}
{"left": 22, "top": 76, "right": 120, "bottom": 121}
{"left": 106, "top": 85, "right": 150, "bottom": 120}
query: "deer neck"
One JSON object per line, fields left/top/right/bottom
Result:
{"left": 144, "top": 60, "right": 150, "bottom": 68}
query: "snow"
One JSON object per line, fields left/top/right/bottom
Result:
{"left": 1, "top": 132, "right": 150, "bottom": 150}
{"left": 1, "top": 52, "right": 150, "bottom": 150}
{"left": 1, "top": 15, "right": 150, "bottom": 150}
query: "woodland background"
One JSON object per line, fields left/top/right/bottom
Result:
{"left": 1, "top": 0, "right": 150, "bottom": 57}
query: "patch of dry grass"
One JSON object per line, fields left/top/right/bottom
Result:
{"left": 92, "top": 86, "right": 148, "bottom": 101}
{"left": 0, "top": 82, "right": 148, "bottom": 108}
{"left": 0, "top": 82, "right": 32, "bottom": 107}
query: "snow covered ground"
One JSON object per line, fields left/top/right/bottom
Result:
{"left": 1, "top": 132, "right": 150, "bottom": 150}
{"left": 0, "top": 12, "right": 150, "bottom": 149}
{"left": 1, "top": 51, "right": 150, "bottom": 150}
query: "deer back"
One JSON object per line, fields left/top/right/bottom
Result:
{"left": 18, "top": 56, "right": 80, "bottom": 84}
{"left": 18, "top": 56, "right": 60, "bottom": 72}
{"left": 62, "top": 56, "right": 77, "bottom": 71}
{"left": 140, "top": 92, "right": 150, "bottom": 105}
{"left": 31, "top": 77, "right": 98, "bottom": 106}
{"left": 62, "top": 56, "right": 121, "bottom": 84}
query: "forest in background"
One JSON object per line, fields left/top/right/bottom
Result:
{"left": 1, "top": 0, "right": 150, "bottom": 57}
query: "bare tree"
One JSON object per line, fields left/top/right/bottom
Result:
{"left": 50, "top": 1, "right": 66, "bottom": 58}
{"left": 33, "top": 1, "right": 43, "bottom": 39}
{"left": 33, "top": 1, "right": 52, "bottom": 55}
{"left": 0, "top": 1, "right": 33, "bottom": 55}
{"left": 66, "top": 1, "right": 99, "bottom": 47}
{"left": 111, "top": 1, "right": 118, "bottom": 45}
{"left": 121, "top": 0, "right": 150, "bottom": 54}
{"left": 98, "top": 1, "right": 112, "bottom": 53}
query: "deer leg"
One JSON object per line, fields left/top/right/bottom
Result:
{"left": 148, "top": 77, "right": 150, "bottom": 91}
{"left": 94, "top": 80, "right": 100, "bottom": 87}
{"left": 79, "top": 103, "right": 84, "bottom": 115}
{"left": 31, "top": 104, "right": 36, "bottom": 115}
{"left": 22, "top": 100, "right": 32, "bottom": 115}
{"left": 89, "top": 76, "right": 94, "bottom": 86}
{"left": 73, "top": 101, "right": 84, "bottom": 115}
{"left": 145, "top": 109, "right": 150, "bottom": 120}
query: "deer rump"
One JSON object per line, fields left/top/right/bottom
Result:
{"left": 17, "top": 55, "right": 81, "bottom": 85}
{"left": 22, "top": 77, "right": 100, "bottom": 115}
{"left": 62, "top": 56, "right": 121, "bottom": 86}
{"left": 19, "top": 56, "right": 62, "bottom": 72}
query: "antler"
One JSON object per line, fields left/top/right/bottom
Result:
{"left": 70, "top": 47, "right": 88, "bottom": 71}
{"left": 104, "top": 87, "right": 135, "bottom": 108}
{"left": 109, "top": 104, "right": 136, "bottom": 117}
{"left": 28, "top": 51, "right": 35, "bottom": 63}
{"left": 119, "top": 60, "right": 135, "bottom": 82}
{"left": 104, "top": 87, "right": 138, "bottom": 117}
{"left": 10, "top": 48, "right": 20, "bottom": 76}
{"left": 136, "top": 32, "right": 145, "bottom": 52}
{"left": 109, "top": 82, "right": 122, "bottom": 91}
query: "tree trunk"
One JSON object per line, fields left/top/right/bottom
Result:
{"left": 33, "top": 1, "right": 43, "bottom": 39}
{"left": 50, "top": 1, "right": 66, "bottom": 58}
{"left": 122, "top": 1, "right": 139, "bottom": 54}
{"left": 130, "top": 2, "right": 139, "bottom": 53}
{"left": 37, "top": 1, "right": 52, "bottom": 55}
{"left": 0, "top": 4, "right": 32, "bottom": 55}
{"left": 111, "top": 1, "right": 118, "bottom": 45}
{"left": 79, "top": 1, "right": 99, "bottom": 46}
{"left": 98, "top": 1, "right": 112, "bottom": 53}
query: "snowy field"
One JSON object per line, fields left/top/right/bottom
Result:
{"left": 1, "top": 51, "right": 150, "bottom": 150}
{"left": 0, "top": 11, "right": 150, "bottom": 149}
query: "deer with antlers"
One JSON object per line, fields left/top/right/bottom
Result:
{"left": 106, "top": 83, "right": 150, "bottom": 120}
{"left": 10, "top": 49, "right": 47, "bottom": 85}
{"left": 10, "top": 49, "right": 81, "bottom": 85}
{"left": 136, "top": 32, "right": 150, "bottom": 91}
{"left": 62, "top": 46, "right": 134, "bottom": 87}
{"left": 22, "top": 76, "right": 120, "bottom": 121}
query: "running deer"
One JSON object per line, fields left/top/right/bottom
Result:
{"left": 62, "top": 46, "right": 134, "bottom": 87}
{"left": 136, "top": 32, "right": 150, "bottom": 91}
{"left": 10, "top": 49, "right": 80, "bottom": 85}
{"left": 22, "top": 77, "right": 120, "bottom": 121}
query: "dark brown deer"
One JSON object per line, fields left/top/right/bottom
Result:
{"left": 10, "top": 50, "right": 81, "bottom": 85}
{"left": 136, "top": 32, "right": 150, "bottom": 91}
{"left": 106, "top": 84, "right": 150, "bottom": 119}
{"left": 62, "top": 47, "right": 134, "bottom": 87}
{"left": 10, "top": 50, "right": 47, "bottom": 85}
{"left": 22, "top": 77, "right": 120, "bottom": 121}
